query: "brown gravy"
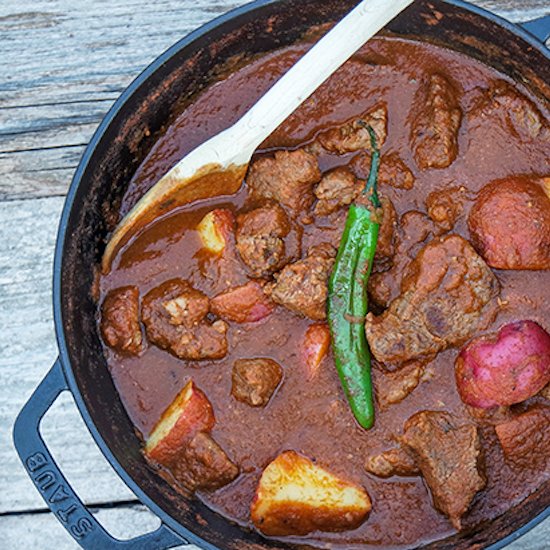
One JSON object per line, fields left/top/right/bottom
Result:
{"left": 100, "top": 37, "right": 550, "bottom": 548}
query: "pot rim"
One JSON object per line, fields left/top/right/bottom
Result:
{"left": 52, "top": 1, "right": 550, "bottom": 548}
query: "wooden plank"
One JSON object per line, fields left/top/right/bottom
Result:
{"left": 0, "top": 0, "right": 245, "bottom": 111}
{"left": 478, "top": 0, "right": 549, "bottom": 21}
{"left": 0, "top": 1, "right": 549, "bottom": 548}
{"left": 0, "top": 196, "right": 143, "bottom": 513}
{"left": 0, "top": 0, "right": 548, "bottom": 200}
{"left": 0, "top": 0, "right": 244, "bottom": 200}
{"left": 0, "top": 147, "right": 82, "bottom": 199}
{"left": 1, "top": 136, "right": 549, "bottom": 550}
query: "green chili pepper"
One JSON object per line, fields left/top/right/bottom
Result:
{"left": 328, "top": 126, "right": 381, "bottom": 429}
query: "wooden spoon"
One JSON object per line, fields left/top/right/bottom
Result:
{"left": 102, "top": 0, "right": 415, "bottom": 272}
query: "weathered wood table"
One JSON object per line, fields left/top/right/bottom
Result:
{"left": 1, "top": 0, "right": 548, "bottom": 548}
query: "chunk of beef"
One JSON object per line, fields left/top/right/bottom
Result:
{"left": 380, "top": 153, "right": 415, "bottom": 190}
{"left": 365, "top": 447, "right": 419, "bottom": 478}
{"left": 375, "top": 196, "right": 398, "bottom": 269}
{"left": 266, "top": 243, "right": 336, "bottom": 320}
{"left": 410, "top": 74, "right": 462, "bottom": 169}
{"left": 402, "top": 411, "right": 486, "bottom": 529}
{"left": 313, "top": 167, "right": 361, "bottom": 216}
{"left": 100, "top": 286, "right": 143, "bottom": 354}
{"left": 171, "top": 432, "right": 239, "bottom": 491}
{"left": 232, "top": 358, "right": 283, "bottom": 407}
{"left": 181, "top": 323, "right": 227, "bottom": 361}
{"left": 236, "top": 203, "right": 294, "bottom": 278}
{"left": 196, "top": 221, "right": 250, "bottom": 296}
{"left": 160, "top": 285, "right": 209, "bottom": 329}
{"left": 317, "top": 103, "right": 388, "bottom": 154}
{"left": 474, "top": 80, "right": 550, "bottom": 141}
{"left": 468, "top": 176, "right": 550, "bottom": 270}
{"left": 365, "top": 235, "right": 499, "bottom": 364}
{"left": 373, "top": 360, "right": 426, "bottom": 410}
{"left": 211, "top": 281, "right": 274, "bottom": 323}
{"left": 466, "top": 405, "right": 513, "bottom": 427}
{"left": 426, "top": 186, "right": 469, "bottom": 232}
{"left": 399, "top": 210, "right": 443, "bottom": 248}
{"left": 495, "top": 406, "right": 550, "bottom": 470}
{"left": 367, "top": 272, "right": 393, "bottom": 311}
{"left": 142, "top": 279, "right": 228, "bottom": 360}
{"left": 368, "top": 211, "right": 443, "bottom": 308}
{"left": 368, "top": 412, "right": 486, "bottom": 529}
{"left": 247, "top": 149, "right": 321, "bottom": 212}
{"left": 351, "top": 152, "right": 415, "bottom": 190}
{"left": 199, "top": 252, "right": 250, "bottom": 299}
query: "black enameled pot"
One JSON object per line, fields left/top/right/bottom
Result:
{"left": 13, "top": 1, "right": 549, "bottom": 548}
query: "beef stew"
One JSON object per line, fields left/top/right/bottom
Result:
{"left": 98, "top": 36, "right": 550, "bottom": 548}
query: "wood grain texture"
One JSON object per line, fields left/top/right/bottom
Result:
{"left": 0, "top": 0, "right": 548, "bottom": 548}
{"left": 1, "top": 199, "right": 548, "bottom": 549}
{"left": 0, "top": 0, "right": 243, "bottom": 200}
{"left": 0, "top": 197, "right": 136, "bottom": 514}
{"left": 0, "top": 0, "right": 548, "bottom": 200}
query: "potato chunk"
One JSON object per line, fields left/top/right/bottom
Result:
{"left": 251, "top": 451, "right": 371, "bottom": 536}
{"left": 211, "top": 281, "right": 274, "bottom": 323}
{"left": 303, "top": 324, "right": 331, "bottom": 379}
{"left": 145, "top": 381, "right": 215, "bottom": 464}
{"left": 455, "top": 320, "right": 550, "bottom": 409}
{"left": 197, "top": 208, "right": 234, "bottom": 254}
{"left": 468, "top": 176, "right": 550, "bottom": 270}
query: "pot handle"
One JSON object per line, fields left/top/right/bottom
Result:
{"left": 13, "top": 359, "right": 186, "bottom": 549}
{"left": 520, "top": 14, "right": 550, "bottom": 44}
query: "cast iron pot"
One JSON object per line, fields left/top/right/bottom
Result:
{"left": 13, "top": 1, "right": 550, "bottom": 548}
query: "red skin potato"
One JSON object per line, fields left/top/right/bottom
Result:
{"left": 303, "top": 324, "right": 331, "bottom": 379}
{"left": 468, "top": 176, "right": 550, "bottom": 270}
{"left": 455, "top": 320, "right": 550, "bottom": 408}
{"left": 145, "top": 381, "right": 215, "bottom": 464}
{"left": 210, "top": 281, "right": 274, "bottom": 323}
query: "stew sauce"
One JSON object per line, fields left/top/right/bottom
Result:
{"left": 99, "top": 37, "right": 550, "bottom": 548}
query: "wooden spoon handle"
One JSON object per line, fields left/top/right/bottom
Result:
{"left": 232, "top": 0, "right": 415, "bottom": 161}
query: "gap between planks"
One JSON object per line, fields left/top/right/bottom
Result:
{"left": 1, "top": 0, "right": 549, "bottom": 548}
{"left": 0, "top": 0, "right": 548, "bottom": 201}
